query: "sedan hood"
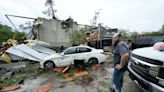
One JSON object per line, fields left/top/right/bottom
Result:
{"left": 43, "top": 53, "right": 61, "bottom": 61}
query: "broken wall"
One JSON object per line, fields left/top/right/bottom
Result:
{"left": 36, "top": 18, "right": 73, "bottom": 47}
{"left": 33, "top": 18, "right": 89, "bottom": 47}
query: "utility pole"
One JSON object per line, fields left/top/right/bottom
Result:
{"left": 93, "top": 9, "right": 102, "bottom": 27}
{"left": 92, "top": 9, "right": 102, "bottom": 48}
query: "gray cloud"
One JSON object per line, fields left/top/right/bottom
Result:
{"left": 0, "top": 0, "right": 164, "bottom": 32}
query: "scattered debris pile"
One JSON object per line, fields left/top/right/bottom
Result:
{"left": 1, "top": 84, "right": 21, "bottom": 92}
{"left": 0, "top": 39, "right": 55, "bottom": 63}
{"left": 0, "top": 61, "right": 44, "bottom": 90}
{"left": 0, "top": 60, "right": 112, "bottom": 92}
{"left": 38, "top": 83, "right": 54, "bottom": 92}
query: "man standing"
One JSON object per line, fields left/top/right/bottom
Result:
{"left": 110, "top": 33, "right": 129, "bottom": 92}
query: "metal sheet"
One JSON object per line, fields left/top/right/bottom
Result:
{"left": 36, "top": 40, "right": 54, "bottom": 48}
{"left": 8, "top": 53, "right": 24, "bottom": 60}
{"left": 6, "top": 46, "right": 40, "bottom": 61}
{"left": 15, "top": 44, "right": 48, "bottom": 60}
{"left": 31, "top": 45, "right": 56, "bottom": 55}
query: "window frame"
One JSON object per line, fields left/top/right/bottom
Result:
{"left": 64, "top": 47, "right": 77, "bottom": 55}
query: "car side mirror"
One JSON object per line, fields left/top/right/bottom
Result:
{"left": 60, "top": 52, "right": 64, "bottom": 56}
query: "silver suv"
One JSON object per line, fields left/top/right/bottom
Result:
{"left": 128, "top": 47, "right": 164, "bottom": 92}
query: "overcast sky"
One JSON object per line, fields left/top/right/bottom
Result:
{"left": 0, "top": 0, "right": 164, "bottom": 32}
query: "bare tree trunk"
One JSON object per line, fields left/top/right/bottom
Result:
{"left": 50, "top": 4, "right": 56, "bottom": 19}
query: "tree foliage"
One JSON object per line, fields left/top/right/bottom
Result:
{"left": 160, "top": 24, "right": 164, "bottom": 33}
{"left": 0, "top": 23, "right": 25, "bottom": 44}
{"left": 69, "top": 29, "right": 87, "bottom": 45}
{"left": 118, "top": 29, "right": 130, "bottom": 37}
{"left": 144, "top": 25, "right": 164, "bottom": 37}
{"left": 19, "top": 21, "right": 33, "bottom": 33}
{"left": 130, "top": 32, "right": 138, "bottom": 40}
{"left": 117, "top": 24, "right": 164, "bottom": 41}
{"left": 117, "top": 29, "right": 131, "bottom": 40}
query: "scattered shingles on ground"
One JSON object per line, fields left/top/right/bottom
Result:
{"left": 0, "top": 56, "right": 143, "bottom": 92}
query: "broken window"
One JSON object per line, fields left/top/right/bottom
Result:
{"left": 61, "top": 21, "right": 70, "bottom": 29}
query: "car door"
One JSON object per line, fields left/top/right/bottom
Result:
{"left": 59, "top": 47, "right": 78, "bottom": 66}
{"left": 77, "top": 47, "right": 92, "bottom": 62}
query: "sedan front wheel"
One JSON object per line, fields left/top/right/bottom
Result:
{"left": 44, "top": 61, "right": 55, "bottom": 69}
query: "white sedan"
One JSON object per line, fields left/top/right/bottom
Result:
{"left": 40, "top": 45, "right": 107, "bottom": 68}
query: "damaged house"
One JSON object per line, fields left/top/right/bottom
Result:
{"left": 1, "top": 15, "right": 117, "bottom": 62}
{"left": 26, "top": 17, "right": 91, "bottom": 47}
{"left": 26, "top": 17, "right": 117, "bottom": 50}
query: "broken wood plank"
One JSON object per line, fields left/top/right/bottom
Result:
{"left": 38, "top": 83, "right": 53, "bottom": 92}
{"left": 62, "top": 66, "right": 70, "bottom": 73}
{"left": 1, "top": 84, "right": 21, "bottom": 91}
{"left": 64, "top": 71, "right": 89, "bottom": 82}
{"left": 53, "top": 67, "right": 65, "bottom": 73}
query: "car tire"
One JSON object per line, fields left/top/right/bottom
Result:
{"left": 88, "top": 58, "right": 98, "bottom": 65}
{"left": 44, "top": 61, "right": 55, "bottom": 69}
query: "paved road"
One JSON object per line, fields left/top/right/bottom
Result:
{"left": 0, "top": 61, "right": 143, "bottom": 92}
{"left": 123, "top": 72, "right": 143, "bottom": 92}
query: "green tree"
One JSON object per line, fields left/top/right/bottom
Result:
{"left": 15, "top": 32, "right": 26, "bottom": 41}
{"left": 130, "top": 32, "right": 138, "bottom": 40}
{"left": 118, "top": 29, "right": 130, "bottom": 36}
{"left": 0, "top": 23, "right": 25, "bottom": 44}
{"left": 69, "top": 29, "right": 87, "bottom": 45}
{"left": 19, "top": 21, "right": 32, "bottom": 33}
{"left": 160, "top": 24, "right": 164, "bottom": 33}
{"left": 146, "top": 31, "right": 163, "bottom": 37}
{"left": 0, "top": 23, "right": 13, "bottom": 43}
{"left": 118, "top": 29, "right": 131, "bottom": 40}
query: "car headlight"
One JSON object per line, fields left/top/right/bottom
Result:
{"left": 149, "top": 67, "right": 160, "bottom": 77}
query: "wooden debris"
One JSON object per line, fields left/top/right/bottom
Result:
{"left": 53, "top": 67, "right": 65, "bottom": 73}
{"left": 38, "top": 83, "right": 53, "bottom": 92}
{"left": 1, "top": 84, "right": 21, "bottom": 91}
{"left": 64, "top": 71, "right": 89, "bottom": 82}
{"left": 62, "top": 66, "right": 70, "bottom": 73}
{"left": 53, "top": 66, "right": 70, "bottom": 73}
{"left": 92, "top": 64, "right": 101, "bottom": 69}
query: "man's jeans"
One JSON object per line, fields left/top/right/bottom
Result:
{"left": 112, "top": 68, "right": 126, "bottom": 92}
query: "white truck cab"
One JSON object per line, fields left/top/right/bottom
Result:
{"left": 128, "top": 47, "right": 164, "bottom": 92}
